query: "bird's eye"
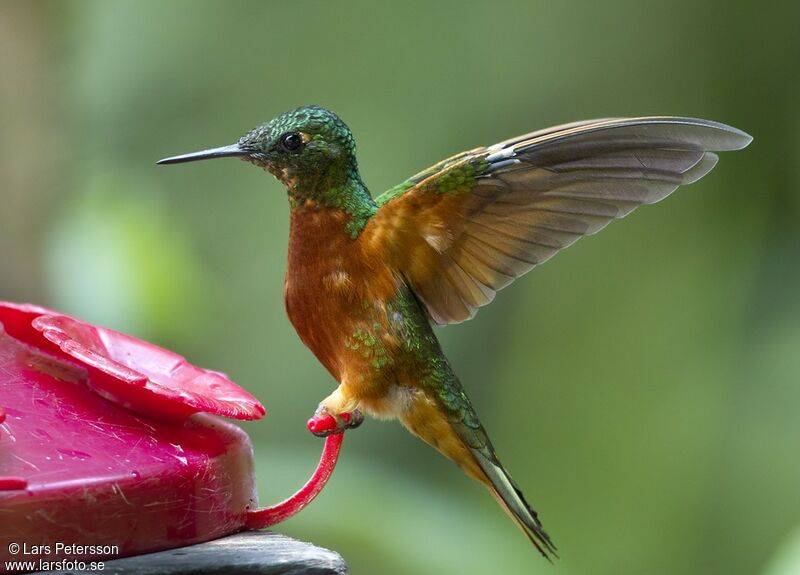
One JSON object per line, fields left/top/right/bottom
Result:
{"left": 280, "top": 132, "right": 304, "bottom": 152}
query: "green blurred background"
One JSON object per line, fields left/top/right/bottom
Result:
{"left": 1, "top": 1, "right": 798, "bottom": 573}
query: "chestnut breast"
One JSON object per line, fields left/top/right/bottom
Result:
{"left": 284, "top": 206, "right": 399, "bottom": 380}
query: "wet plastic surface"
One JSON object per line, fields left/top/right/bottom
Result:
{"left": 0, "top": 302, "right": 343, "bottom": 565}
{"left": 0, "top": 323, "right": 257, "bottom": 562}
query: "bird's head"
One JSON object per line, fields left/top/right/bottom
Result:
{"left": 158, "top": 105, "right": 360, "bottom": 197}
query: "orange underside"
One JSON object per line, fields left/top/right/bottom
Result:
{"left": 283, "top": 200, "right": 483, "bottom": 479}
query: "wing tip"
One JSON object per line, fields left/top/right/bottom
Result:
{"left": 628, "top": 116, "right": 753, "bottom": 151}
{"left": 682, "top": 152, "right": 720, "bottom": 184}
{"left": 514, "top": 116, "right": 753, "bottom": 153}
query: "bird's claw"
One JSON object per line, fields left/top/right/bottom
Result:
{"left": 307, "top": 409, "right": 364, "bottom": 437}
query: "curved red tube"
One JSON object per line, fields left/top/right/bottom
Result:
{"left": 244, "top": 432, "right": 344, "bottom": 529}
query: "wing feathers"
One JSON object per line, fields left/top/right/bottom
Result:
{"left": 510, "top": 117, "right": 751, "bottom": 155}
{"left": 368, "top": 117, "right": 751, "bottom": 324}
{"left": 549, "top": 148, "right": 706, "bottom": 173}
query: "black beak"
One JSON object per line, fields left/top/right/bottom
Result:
{"left": 156, "top": 143, "right": 250, "bottom": 165}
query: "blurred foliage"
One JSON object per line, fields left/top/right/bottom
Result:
{"left": 764, "top": 526, "right": 800, "bottom": 575}
{"left": 1, "top": 1, "right": 798, "bottom": 574}
{"left": 45, "top": 171, "right": 208, "bottom": 338}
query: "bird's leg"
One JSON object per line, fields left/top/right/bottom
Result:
{"left": 307, "top": 383, "right": 364, "bottom": 437}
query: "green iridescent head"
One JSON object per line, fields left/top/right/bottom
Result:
{"left": 158, "top": 105, "right": 363, "bottom": 200}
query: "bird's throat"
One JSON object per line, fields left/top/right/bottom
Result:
{"left": 286, "top": 173, "right": 377, "bottom": 239}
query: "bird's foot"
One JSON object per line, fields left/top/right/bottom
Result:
{"left": 307, "top": 408, "right": 364, "bottom": 437}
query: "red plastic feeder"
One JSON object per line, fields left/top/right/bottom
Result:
{"left": 0, "top": 302, "right": 344, "bottom": 564}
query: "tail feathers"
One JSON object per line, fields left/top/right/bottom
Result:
{"left": 473, "top": 450, "right": 558, "bottom": 560}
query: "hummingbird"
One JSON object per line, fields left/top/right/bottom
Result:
{"left": 158, "top": 106, "right": 751, "bottom": 558}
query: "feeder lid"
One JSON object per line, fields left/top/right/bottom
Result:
{"left": 0, "top": 302, "right": 266, "bottom": 422}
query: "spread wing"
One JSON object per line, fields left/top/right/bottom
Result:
{"left": 365, "top": 117, "right": 752, "bottom": 325}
